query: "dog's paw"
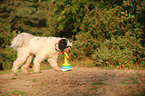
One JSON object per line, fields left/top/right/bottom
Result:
{"left": 54, "top": 67, "right": 61, "bottom": 71}
{"left": 34, "top": 70, "right": 42, "bottom": 73}
{"left": 22, "top": 70, "right": 30, "bottom": 75}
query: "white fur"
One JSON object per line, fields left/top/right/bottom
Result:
{"left": 10, "top": 33, "right": 72, "bottom": 75}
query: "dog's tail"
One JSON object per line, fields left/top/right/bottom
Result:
{"left": 10, "top": 32, "right": 34, "bottom": 50}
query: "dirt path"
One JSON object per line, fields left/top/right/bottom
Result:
{"left": 0, "top": 67, "right": 145, "bottom": 96}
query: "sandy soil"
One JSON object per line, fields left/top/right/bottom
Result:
{"left": 0, "top": 67, "right": 145, "bottom": 96}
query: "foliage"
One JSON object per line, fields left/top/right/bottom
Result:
{"left": 92, "top": 33, "right": 145, "bottom": 67}
{"left": 70, "top": 32, "right": 97, "bottom": 59}
{"left": 81, "top": 6, "right": 125, "bottom": 40}
{"left": 0, "top": 0, "right": 145, "bottom": 69}
{"left": 71, "top": 1, "right": 144, "bottom": 58}
{"left": 52, "top": 0, "right": 92, "bottom": 37}
{"left": 0, "top": 31, "right": 18, "bottom": 69}
{"left": 0, "top": 0, "right": 56, "bottom": 36}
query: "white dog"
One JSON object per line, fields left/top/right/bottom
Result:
{"left": 10, "top": 32, "right": 72, "bottom": 75}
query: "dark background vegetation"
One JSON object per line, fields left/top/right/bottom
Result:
{"left": 0, "top": 0, "right": 145, "bottom": 70}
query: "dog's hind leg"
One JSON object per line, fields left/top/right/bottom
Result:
{"left": 12, "top": 53, "right": 29, "bottom": 75}
{"left": 21, "top": 54, "right": 33, "bottom": 74}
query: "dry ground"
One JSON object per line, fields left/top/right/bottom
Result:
{"left": 0, "top": 67, "right": 145, "bottom": 96}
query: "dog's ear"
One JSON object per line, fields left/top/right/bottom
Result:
{"left": 58, "top": 39, "right": 68, "bottom": 50}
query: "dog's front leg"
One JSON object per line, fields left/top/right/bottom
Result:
{"left": 33, "top": 55, "right": 44, "bottom": 73}
{"left": 47, "top": 55, "right": 60, "bottom": 71}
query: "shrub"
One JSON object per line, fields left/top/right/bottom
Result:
{"left": 0, "top": 46, "right": 17, "bottom": 69}
{"left": 92, "top": 32, "right": 145, "bottom": 67}
{"left": 0, "top": 31, "right": 18, "bottom": 69}
{"left": 70, "top": 32, "right": 97, "bottom": 59}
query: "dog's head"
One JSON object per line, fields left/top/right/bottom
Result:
{"left": 57, "top": 38, "right": 72, "bottom": 53}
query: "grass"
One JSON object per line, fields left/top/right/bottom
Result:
{"left": 93, "top": 80, "right": 107, "bottom": 85}
{"left": 11, "top": 89, "right": 27, "bottom": 96}
{"left": 57, "top": 56, "right": 96, "bottom": 68}
{"left": 111, "top": 74, "right": 116, "bottom": 77}
{"left": 32, "top": 79, "right": 37, "bottom": 82}
{"left": 129, "top": 76, "right": 140, "bottom": 84}
{"left": 0, "top": 90, "right": 11, "bottom": 96}
{"left": 0, "top": 63, "right": 52, "bottom": 75}
{"left": 40, "top": 83, "right": 47, "bottom": 87}
{"left": 69, "top": 58, "right": 95, "bottom": 67}
{"left": 11, "top": 77, "right": 16, "bottom": 80}
{"left": 0, "top": 57, "right": 144, "bottom": 75}
{"left": 69, "top": 76, "right": 74, "bottom": 79}
{"left": 133, "top": 89, "right": 145, "bottom": 96}
{"left": 120, "top": 79, "right": 130, "bottom": 85}
{"left": 89, "top": 79, "right": 107, "bottom": 90}
{"left": 89, "top": 86, "right": 98, "bottom": 90}
{"left": 0, "top": 69, "right": 12, "bottom": 74}
{"left": 120, "top": 76, "right": 141, "bottom": 85}
{"left": 24, "top": 85, "right": 30, "bottom": 87}
{"left": 103, "top": 88, "right": 106, "bottom": 94}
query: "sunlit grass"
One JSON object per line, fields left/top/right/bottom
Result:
{"left": 40, "top": 83, "right": 47, "bottom": 87}
{"left": 11, "top": 89, "right": 27, "bottom": 96}
{"left": 70, "top": 58, "right": 95, "bottom": 67}
{"left": 24, "top": 85, "right": 30, "bottom": 87}
{"left": 0, "top": 69, "right": 12, "bottom": 74}
{"left": 32, "top": 79, "right": 37, "bottom": 82}
{"left": 93, "top": 80, "right": 107, "bottom": 85}
{"left": 0, "top": 57, "right": 144, "bottom": 75}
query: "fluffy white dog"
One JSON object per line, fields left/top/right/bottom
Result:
{"left": 10, "top": 32, "right": 72, "bottom": 75}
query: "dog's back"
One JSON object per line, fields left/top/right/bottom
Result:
{"left": 10, "top": 33, "right": 34, "bottom": 50}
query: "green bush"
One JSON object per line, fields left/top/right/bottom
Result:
{"left": 0, "top": 46, "right": 17, "bottom": 69}
{"left": 93, "top": 33, "right": 145, "bottom": 67}
{"left": 0, "top": 31, "right": 18, "bottom": 69}
{"left": 0, "top": 0, "right": 145, "bottom": 69}
{"left": 70, "top": 32, "right": 97, "bottom": 59}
